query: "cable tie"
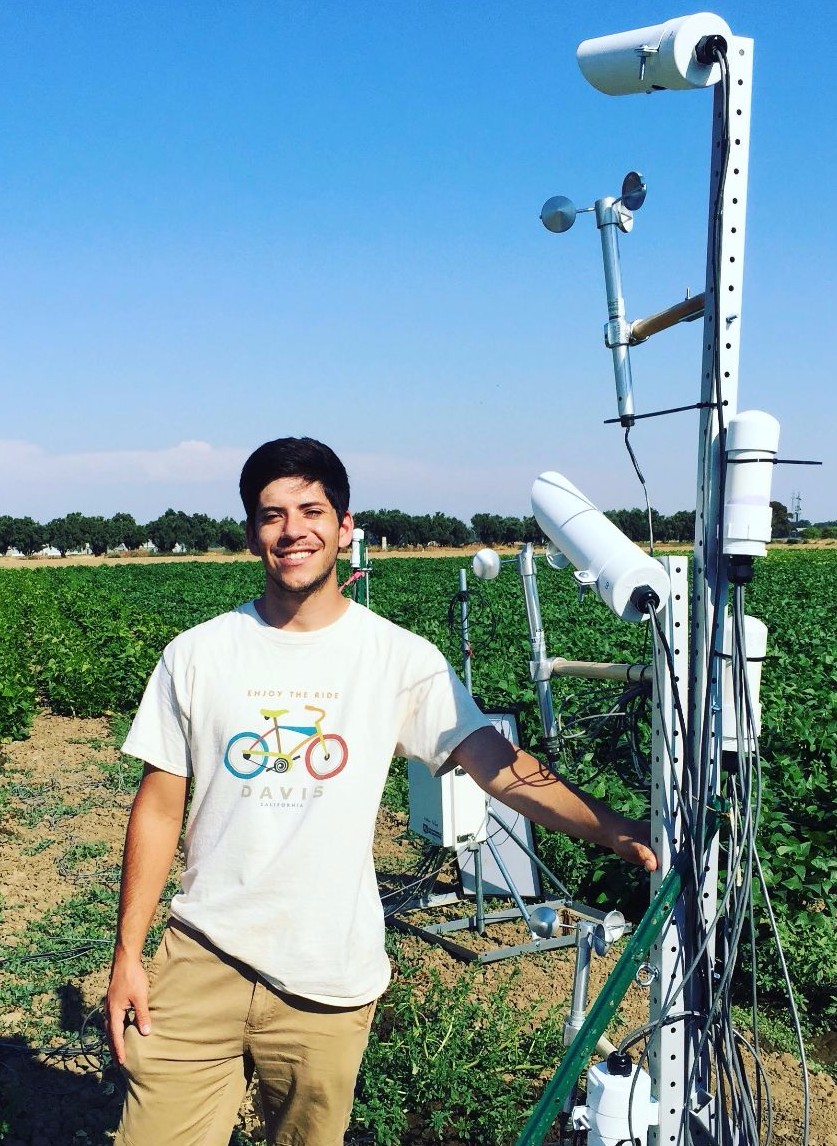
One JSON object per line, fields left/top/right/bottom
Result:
{"left": 604, "top": 399, "right": 715, "bottom": 424}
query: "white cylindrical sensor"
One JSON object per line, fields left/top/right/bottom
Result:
{"left": 531, "top": 472, "right": 670, "bottom": 623}
{"left": 351, "top": 527, "right": 365, "bottom": 568}
{"left": 577, "top": 12, "right": 732, "bottom": 96}
{"left": 573, "top": 1061, "right": 658, "bottom": 1146}
{"left": 723, "top": 410, "right": 781, "bottom": 557}
{"left": 472, "top": 547, "right": 501, "bottom": 581}
{"left": 722, "top": 613, "right": 767, "bottom": 753}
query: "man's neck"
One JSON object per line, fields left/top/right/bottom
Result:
{"left": 254, "top": 582, "right": 350, "bottom": 632}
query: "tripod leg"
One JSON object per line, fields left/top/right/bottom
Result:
{"left": 471, "top": 842, "right": 485, "bottom": 935}
{"left": 485, "top": 834, "right": 532, "bottom": 927}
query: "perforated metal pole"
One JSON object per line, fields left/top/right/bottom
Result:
{"left": 680, "top": 39, "right": 753, "bottom": 1145}
{"left": 521, "top": 22, "right": 757, "bottom": 1146}
{"left": 648, "top": 557, "right": 691, "bottom": 1141}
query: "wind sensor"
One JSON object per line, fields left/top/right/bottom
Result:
{"left": 540, "top": 168, "right": 707, "bottom": 429}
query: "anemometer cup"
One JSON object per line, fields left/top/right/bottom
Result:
{"left": 528, "top": 904, "right": 560, "bottom": 939}
{"left": 545, "top": 543, "right": 570, "bottom": 571}
{"left": 471, "top": 548, "right": 502, "bottom": 581}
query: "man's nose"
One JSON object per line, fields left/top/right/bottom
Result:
{"left": 281, "top": 513, "right": 307, "bottom": 539}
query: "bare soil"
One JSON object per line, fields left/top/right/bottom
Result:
{"left": 1, "top": 536, "right": 834, "bottom": 574}
{"left": 1, "top": 715, "right": 834, "bottom": 1145}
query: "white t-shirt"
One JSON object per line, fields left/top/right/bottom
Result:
{"left": 123, "top": 600, "right": 490, "bottom": 1005}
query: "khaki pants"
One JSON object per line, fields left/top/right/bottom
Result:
{"left": 116, "top": 922, "right": 376, "bottom": 1146}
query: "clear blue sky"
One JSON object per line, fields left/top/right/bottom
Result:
{"left": 1, "top": 1, "right": 833, "bottom": 526}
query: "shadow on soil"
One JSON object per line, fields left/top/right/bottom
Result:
{"left": 0, "top": 1039, "right": 251, "bottom": 1146}
{"left": 0, "top": 993, "right": 253, "bottom": 1146}
{"left": 0, "top": 1035, "right": 122, "bottom": 1146}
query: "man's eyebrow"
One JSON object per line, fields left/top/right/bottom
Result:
{"left": 258, "top": 499, "right": 329, "bottom": 514}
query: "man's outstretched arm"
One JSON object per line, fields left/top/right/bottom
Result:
{"left": 449, "top": 726, "right": 657, "bottom": 872}
{"left": 105, "top": 764, "right": 189, "bottom": 1064}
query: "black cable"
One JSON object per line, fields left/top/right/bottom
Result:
{"left": 623, "top": 425, "right": 656, "bottom": 556}
{"left": 671, "top": 572, "right": 810, "bottom": 1146}
{"left": 380, "top": 845, "right": 453, "bottom": 919}
{"left": 553, "top": 680, "right": 652, "bottom": 786}
{"left": 445, "top": 583, "right": 497, "bottom": 655}
{"left": 684, "top": 46, "right": 734, "bottom": 1110}
{"left": 0, "top": 939, "right": 112, "bottom": 968}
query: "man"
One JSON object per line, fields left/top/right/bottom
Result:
{"left": 105, "top": 436, "right": 657, "bottom": 1146}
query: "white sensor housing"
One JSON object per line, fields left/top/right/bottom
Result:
{"left": 723, "top": 410, "right": 781, "bottom": 557}
{"left": 472, "top": 547, "right": 502, "bottom": 581}
{"left": 351, "top": 527, "right": 364, "bottom": 568}
{"left": 722, "top": 613, "right": 767, "bottom": 753}
{"left": 407, "top": 760, "right": 488, "bottom": 847}
{"left": 572, "top": 1061, "right": 659, "bottom": 1146}
{"left": 531, "top": 471, "right": 670, "bottom": 623}
{"left": 577, "top": 12, "right": 732, "bottom": 96}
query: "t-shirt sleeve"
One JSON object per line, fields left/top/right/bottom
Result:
{"left": 121, "top": 651, "right": 193, "bottom": 778}
{"left": 395, "top": 641, "right": 491, "bottom": 775}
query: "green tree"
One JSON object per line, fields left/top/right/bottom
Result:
{"left": 45, "top": 513, "right": 88, "bottom": 557}
{"left": 662, "top": 509, "right": 696, "bottom": 543}
{"left": 217, "top": 517, "right": 246, "bottom": 552}
{"left": 145, "top": 509, "right": 182, "bottom": 553}
{"left": 184, "top": 512, "right": 218, "bottom": 553}
{"left": 471, "top": 513, "right": 505, "bottom": 546}
{"left": 355, "top": 509, "right": 414, "bottom": 547}
{"left": 6, "top": 517, "right": 44, "bottom": 556}
{"left": 109, "top": 512, "right": 147, "bottom": 550}
{"left": 428, "top": 513, "right": 470, "bottom": 547}
{"left": 84, "top": 516, "right": 112, "bottom": 556}
{"left": 770, "top": 500, "right": 791, "bottom": 538}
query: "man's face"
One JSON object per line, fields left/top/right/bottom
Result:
{"left": 246, "top": 477, "right": 353, "bottom": 598}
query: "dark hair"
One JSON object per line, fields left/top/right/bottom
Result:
{"left": 239, "top": 437, "right": 350, "bottom": 523}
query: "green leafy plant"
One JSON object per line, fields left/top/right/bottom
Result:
{"left": 352, "top": 957, "right": 567, "bottom": 1146}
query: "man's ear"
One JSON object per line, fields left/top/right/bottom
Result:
{"left": 245, "top": 521, "right": 260, "bottom": 558}
{"left": 338, "top": 512, "right": 354, "bottom": 549}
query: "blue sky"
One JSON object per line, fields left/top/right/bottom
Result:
{"left": 1, "top": 1, "right": 833, "bottom": 526}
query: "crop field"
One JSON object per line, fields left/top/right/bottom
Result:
{"left": 0, "top": 550, "right": 835, "bottom": 1144}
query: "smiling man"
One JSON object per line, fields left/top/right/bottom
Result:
{"left": 105, "top": 436, "right": 657, "bottom": 1146}
{"left": 246, "top": 475, "right": 354, "bottom": 622}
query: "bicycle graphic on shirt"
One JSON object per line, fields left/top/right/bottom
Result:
{"left": 223, "top": 705, "right": 349, "bottom": 781}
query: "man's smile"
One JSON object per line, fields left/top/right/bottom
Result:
{"left": 277, "top": 549, "right": 317, "bottom": 563}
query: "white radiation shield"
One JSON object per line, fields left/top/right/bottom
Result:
{"left": 723, "top": 410, "right": 781, "bottom": 558}
{"left": 531, "top": 471, "right": 670, "bottom": 623}
{"left": 577, "top": 12, "right": 732, "bottom": 96}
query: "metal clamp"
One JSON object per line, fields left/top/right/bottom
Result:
{"left": 635, "top": 962, "right": 660, "bottom": 988}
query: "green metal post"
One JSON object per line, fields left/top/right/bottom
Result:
{"left": 515, "top": 860, "right": 685, "bottom": 1146}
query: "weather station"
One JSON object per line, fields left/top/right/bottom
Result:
{"left": 384, "top": 11, "right": 819, "bottom": 1141}
{"left": 407, "top": 11, "right": 818, "bottom": 1146}
{"left": 505, "top": 12, "right": 819, "bottom": 1146}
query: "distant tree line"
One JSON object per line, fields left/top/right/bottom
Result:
{"left": 1, "top": 501, "right": 830, "bottom": 558}
{"left": 0, "top": 511, "right": 247, "bottom": 557}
